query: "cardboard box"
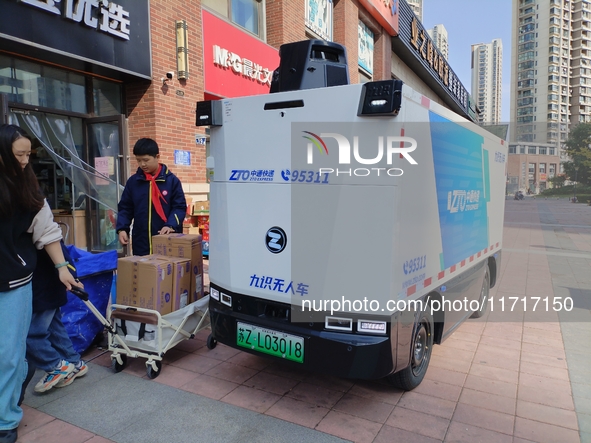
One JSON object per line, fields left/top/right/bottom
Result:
{"left": 168, "top": 257, "right": 191, "bottom": 311}
{"left": 152, "top": 234, "right": 204, "bottom": 301}
{"left": 136, "top": 256, "right": 173, "bottom": 315}
{"left": 192, "top": 200, "right": 209, "bottom": 214}
{"left": 116, "top": 256, "right": 144, "bottom": 306}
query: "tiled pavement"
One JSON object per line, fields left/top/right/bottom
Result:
{"left": 17, "top": 198, "right": 591, "bottom": 443}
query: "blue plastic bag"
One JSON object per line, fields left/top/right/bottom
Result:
{"left": 61, "top": 246, "right": 118, "bottom": 354}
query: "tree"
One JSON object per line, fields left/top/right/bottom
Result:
{"left": 564, "top": 123, "right": 591, "bottom": 185}
{"left": 549, "top": 174, "right": 566, "bottom": 188}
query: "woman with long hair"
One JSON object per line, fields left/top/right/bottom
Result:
{"left": 0, "top": 124, "right": 81, "bottom": 443}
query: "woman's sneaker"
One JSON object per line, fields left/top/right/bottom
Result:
{"left": 34, "top": 360, "right": 74, "bottom": 393}
{"left": 0, "top": 428, "right": 17, "bottom": 443}
{"left": 56, "top": 360, "right": 88, "bottom": 388}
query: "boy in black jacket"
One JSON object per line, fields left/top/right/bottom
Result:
{"left": 26, "top": 242, "right": 88, "bottom": 394}
{"left": 116, "top": 138, "right": 187, "bottom": 256}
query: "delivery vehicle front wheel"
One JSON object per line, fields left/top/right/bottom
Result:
{"left": 207, "top": 334, "right": 217, "bottom": 350}
{"left": 386, "top": 308, "right": 433, "bottom": 390}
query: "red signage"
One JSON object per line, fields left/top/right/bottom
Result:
{"left": 358, "top": 0, "right": 399, "bottom": 36}
{"left": 202, "top": 10, "right": 279, "bottom": 98}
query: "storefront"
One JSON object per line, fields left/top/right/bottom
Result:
{"left": 202, "top": 9, "right": 279, "bottom": 101}
{"left": 1, "top": 0, "right": 475, "bottom": 255}
{"left": 0, "top": 0, "right": 151, "bottom": 252}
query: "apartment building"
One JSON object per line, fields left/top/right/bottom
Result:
{"left": 428, "top": 24, "right": 449, "bottom": 60}
{"left": 406, "top": 0, "right": 423, "bottom": 21}
{"left": 509, "top": 0, "right": 591, "bottom": 191}
{"left": 471, "top": 39, "right": 503, "bottom": 124}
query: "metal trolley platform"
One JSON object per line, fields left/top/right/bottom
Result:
{"left": 72, "top": 288, "right": 211, "bottom": 379}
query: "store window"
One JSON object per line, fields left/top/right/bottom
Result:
{"left": 1, "top": 54, "right": 122, "bottom": 117}
{"left": 305, "top": 0, "right": 333, "bottom": 41}
{"left": 0, "top": 54, "right": 86, "bottom": 113}
{"left": 93, "top": 78, "right": 122, "bottom": 116}
{"left": 202, "top": 0, "right": 264, "bottom": 38}
{"left": 358, "top": 21, "right": 374, "bottom": 78}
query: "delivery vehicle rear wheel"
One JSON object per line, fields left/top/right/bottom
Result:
{"left": 387, "top": 308, "right": 433, "bottom": 390}
{"left": 146, "top": 360, "right": 162, "bottom": 379}
{"left": 207, "top": 334, "right": 217, "bottom": 350}
{"left": 111, "top": 354, "right": 127, "bottom": 373}
{"left": 470, "top": 265, "right": 490, "bottom": 319}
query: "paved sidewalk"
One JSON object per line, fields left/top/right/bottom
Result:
{"left": 17, "top": 198, "right": 591, "bottom": 443}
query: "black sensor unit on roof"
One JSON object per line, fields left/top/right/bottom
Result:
{"left": 269, "top": 39, "right": 349, "bottom": 93}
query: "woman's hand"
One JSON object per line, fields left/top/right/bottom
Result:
{"left": 57, "top": 266, "right": 84, "bottom": 291}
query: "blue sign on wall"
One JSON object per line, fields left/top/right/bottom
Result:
{"left": 174, "top": 150, "right": 191, "bottom": 166}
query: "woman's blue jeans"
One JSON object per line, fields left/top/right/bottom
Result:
{"left": 0, "top": 283, "right": 32, "bottom": 431}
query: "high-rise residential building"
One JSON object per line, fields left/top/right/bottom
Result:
{"left": 471, "top": 39, "right": 503, "bottom": 124}
{"left": 570, "top": 0, "right": 591, "bottom": 126}
{"left": 406, "top": 0, "right": 423, "bottom": 21}
{"left": 510, "top": 0, "right": 591, "bottom": 192}
{"left": 427, "top": 24, "right": 449, "bottom": 60}
{"left": 510, "top": 0, "right": 576, "bottom": 156}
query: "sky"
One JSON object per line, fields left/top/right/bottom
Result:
{"left": 422, "top": 0, "right": 512, "bottom": 122}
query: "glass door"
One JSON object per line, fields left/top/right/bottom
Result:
{"left": 85, "top": 115, "right": 127, "bottom": 253}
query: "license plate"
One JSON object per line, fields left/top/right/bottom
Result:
{"left": 236, "top": 322, "right": 304, "bottom": 363}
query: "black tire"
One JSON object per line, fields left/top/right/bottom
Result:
{"left": 111, "top": 354, "right": 128, "bottom": 373}
{"left": 207, "top": 334, "right": 217, "bottom": 350}
{"left": 387, "top": 308, "right": 433, "bottom": 390}
{"left": 146, "top": 360, "right": 162, "bottom": 379}
{"left": 470, "top": 265, "right": 490, "bottom": 319}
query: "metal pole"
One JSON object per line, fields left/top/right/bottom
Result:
{"left": 71, "top": 164, "right": 76, "bottom": 245}
{"left": 574, "top": 168, "right": 578, "bottom": 202}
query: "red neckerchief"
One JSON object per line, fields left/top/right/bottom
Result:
{"left": 144, "top": 164, "right": 167, "bottom": 222}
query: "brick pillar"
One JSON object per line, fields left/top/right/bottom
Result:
{"left": 373, "top": 30, "right": 392, "bottom": 81}
{"left": 333, "top": 0, "right": 359, "bottom": 84}
{"left": 266, "top": 0, "right": 307, "bottom": 49}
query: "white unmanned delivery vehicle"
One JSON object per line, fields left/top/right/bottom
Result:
{"left": 197, "top": 40, "right": 506, "bottom": 390}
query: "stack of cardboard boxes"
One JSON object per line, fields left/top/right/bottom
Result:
{"left": 116, "top": 234, "right": 204, "bottom": 315}
{"left": 185, "top": 201, "right": 209, "bottom": 257}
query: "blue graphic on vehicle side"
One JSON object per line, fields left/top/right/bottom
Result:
{"left": 429, "top": 111, "right": 489, "bottom": 269}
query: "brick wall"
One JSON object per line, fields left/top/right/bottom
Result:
{"left": 333, "top": 0, "right": 360, "bottom": 84}
{"left": 126, "top": 0, "right": 206, "bottom": 187}
{"left": 266, "top": 0, "right": 307, "bottom": 49}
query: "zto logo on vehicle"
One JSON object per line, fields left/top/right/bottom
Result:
{"left": 302, "top": 130, "right": 418, "bottom": 177}
{"left": 265, "top": 227, "right": 287, "bottom": 254}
